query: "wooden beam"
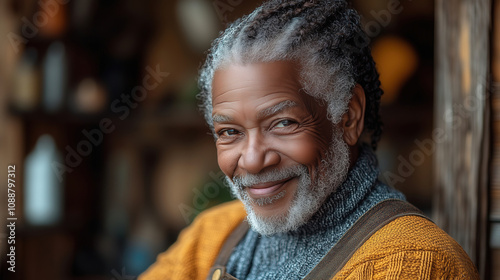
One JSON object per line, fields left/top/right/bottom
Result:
{"left": 494, "top": 0, "right": 500, "bottom": 83}
{"left": 434, "top": 0, "right": 491, "bottom": 277}
{"left": 490, "top": 0, "right": 500, "bottom": 279}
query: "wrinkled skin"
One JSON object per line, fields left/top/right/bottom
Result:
{"left": 211, "top": 60, "right": 365, "bottom": 221}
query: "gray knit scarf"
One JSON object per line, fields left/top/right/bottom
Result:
{"left": 225, "top": 145, "right": 405, "bottom": 279}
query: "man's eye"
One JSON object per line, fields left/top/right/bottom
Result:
{"left": 218, "top": 128, "right": 240, "bottom": 137}
{"left": 274, "top": 119, "right": 296, "bottom": 128}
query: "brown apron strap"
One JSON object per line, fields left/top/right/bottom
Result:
{"left": 302, "top": 199, "right": 430, "bottom": 280}
{"left": 207, "top": 199, "right": 429, "bottom": 280}
{"left": 206, "top": 220, "right": 249, "bottom": 280}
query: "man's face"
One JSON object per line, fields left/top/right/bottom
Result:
{"left": 211, "top": 61, "right": 349, "bottom": 235}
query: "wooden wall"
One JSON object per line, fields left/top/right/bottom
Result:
{"left": 434, "top": 0, "right": 491, "bottom": 278}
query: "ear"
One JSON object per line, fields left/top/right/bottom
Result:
{"left": 341, "top": 84, "right": 366, "bottom": 146}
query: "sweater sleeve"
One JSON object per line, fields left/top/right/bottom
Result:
{"left": 334, "top": 216, "right": 480, "bottom": 280}
{"left": 138, "top": 200, "right": 246, "bottom": 280}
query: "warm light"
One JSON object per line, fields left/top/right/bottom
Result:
{"left": 372, "top": 36, "right": 419, "bottom": 105}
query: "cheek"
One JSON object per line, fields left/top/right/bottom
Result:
{"left": 277, "top": 132, "right": 329, "bottom": 168}
{"left": 216, "top": 145, "right": 239, "bottom": 178}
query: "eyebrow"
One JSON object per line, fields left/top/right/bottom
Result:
{"left": 212, "top": 100, "right": 298, "bottom": 124}
{"left": 212, "top": 114, "right": 233, "bottom": 123}
{"left": 257, "top": 100, "right": 298, "bottom": 119}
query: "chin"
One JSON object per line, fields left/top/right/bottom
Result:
{"left": 232, "top": 170, "right": 315, "bottom": 236}
{"left": 225, "top": 129, "right": 351, "bottom": 236}
{"left": 249, "top": 190, "right": 292, "bottom": 218}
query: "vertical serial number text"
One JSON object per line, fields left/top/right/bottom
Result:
{"left": 7, "top": 165, "right": 16, "bottom": 272}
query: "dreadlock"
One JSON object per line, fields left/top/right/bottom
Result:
{"left": 198, "top": 0, "right": 384, "bottom": 149}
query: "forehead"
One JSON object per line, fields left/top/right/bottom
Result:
{"left": 211, "top": 61, "right": 305, "bottom": 108}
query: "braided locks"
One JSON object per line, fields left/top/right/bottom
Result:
{"left": 198, "top": 0, "right": 383, "bottom": 149}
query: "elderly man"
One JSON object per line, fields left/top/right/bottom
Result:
{"left": 140, "top": 0, "right": 478, "bottom": 279}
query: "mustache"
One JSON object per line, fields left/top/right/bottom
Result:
{"left": 232, "top": 165, "right": 308, "bottom": 189}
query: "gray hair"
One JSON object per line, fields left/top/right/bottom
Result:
{"left": 198, "top": 0, "right": 384, "bottom": 148}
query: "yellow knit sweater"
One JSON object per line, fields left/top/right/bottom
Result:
{"left": 139, "top": 200, "right": 479, "bottom": 280}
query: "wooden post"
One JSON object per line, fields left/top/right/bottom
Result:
{"left": 434, "top": 0, "right": 491, "bottom": 277}
{"left": 490, "top": 0, "right": 500, "bottom": 278}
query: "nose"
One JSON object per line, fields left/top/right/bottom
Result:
{"left": 239, "top": 131, "right": 280, "bottom": 174}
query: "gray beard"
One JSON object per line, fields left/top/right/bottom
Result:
{"left": 226, "top": 129, "right": 350, "bottom": 236}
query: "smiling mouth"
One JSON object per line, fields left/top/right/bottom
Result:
{"left": 246, "top": 177, "right": 295, "bottom": 197}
